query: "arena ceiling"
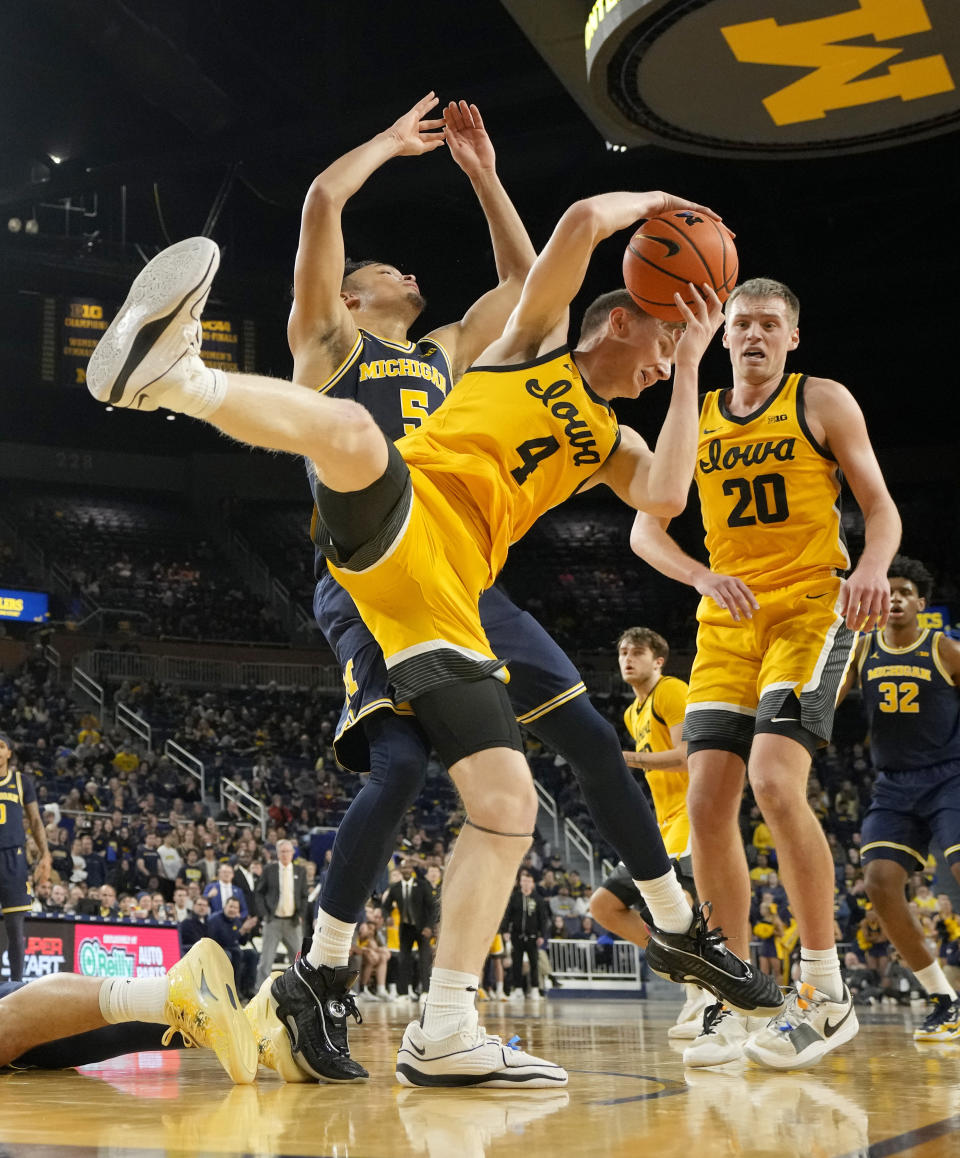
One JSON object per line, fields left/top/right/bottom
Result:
{"left": 0, "top": 0, "right": 958, "bottom": 450}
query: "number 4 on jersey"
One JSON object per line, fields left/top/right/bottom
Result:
{"left": 511, "top": 436, "right": 560, "bottom": 485}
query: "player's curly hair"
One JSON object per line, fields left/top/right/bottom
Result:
{"left": 616, "top": 626, "right": 669, "bottom": 662}
{"left": 887, "top": 554, "right": 934, "bottom": 601}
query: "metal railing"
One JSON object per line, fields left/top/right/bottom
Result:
{"left": 43, "top": 644, "right": 61, "bottom": 683}
{"left": 563, "top": 817, "right": 596, "bottom": 889}
{"left": 72, "top": 665, "right": 105, "bottom": 715}
{"left": 534, "top": 780, "right": 560, "bottom": 849}
{"left": 546, "top": 937, "right": 643, "bottom": 988}
{"left": 601, "top": 858, "right": 616, "bottom": 879}
{"left": 164, "top": 739, "right": 205, "bottom": 800}
{"left": 115, "top": 701, "right": 153, "bottom": 752}
{"left": 220, "top": 776, "right": 267, "bottom": 837}
{"left": 77, "top": 649, "right": 343, "bottom": 692}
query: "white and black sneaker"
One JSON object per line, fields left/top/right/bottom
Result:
{"left": 743, "top": 982, "right": 859, "bottom": 1070}
{"left": 87, "top": 236, "right": 223, "bottom": 416}
{"left": 668, "top": 984, "right": 713, "bottom": 1041}
{"left": 682, "top": 1002, "right": 752, "bottom": 1067}
{"left": 396, "top": 1013, "right": 568, "bottom": 1088}
{"left": 645, "top": 903, "right": 784, "bottom": 1017}
{"left": 270, "top": 945, "right": 368, "bottom": 1082}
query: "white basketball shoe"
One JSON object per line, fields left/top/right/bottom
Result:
{"left": 668, "top": 984, "right": 713, "bottom": 1040}
{"left": 743, "top": 983, "right": 859, "bottom": 1070}
{"left": 87, "top": 236, "right": 223, "bottom": 416}
{"left": 395, "top": 1013, "right": 568, "bottom": 1088}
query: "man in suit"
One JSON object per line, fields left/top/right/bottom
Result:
{"left": 232, "top": 848, "right": 260, "bottom": 921}
{"left": 255, "top": 841, "right": 308, "bottom": 987}
{"left": 208, "top": 895, "right": 258, "bottom": 1000}
{"left": 384, "top": 859, "right": 435, "bottom": 999}
{"left": 179, "top": 895, "right": 210, "bottom": 950}
{"left": 204, "top": 863, "right": 248, "bottom": 917}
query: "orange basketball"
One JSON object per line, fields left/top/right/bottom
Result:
{"left": 622, "top": 211, "right": 738, "bottom": 321}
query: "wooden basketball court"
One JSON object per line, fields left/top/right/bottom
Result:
{"left": 1, "top": 997, "right": 958, "bottom": 1157}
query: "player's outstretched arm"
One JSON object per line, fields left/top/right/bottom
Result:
{"left": 630, "top": 512, "right": 759, "bottom": 622}
{"left": 808, "top": 378, "right": 901, "bottom": 631}
{"left": 289, "top": 93, "right": 446, "bottom": 356}
{"left": 428, "top": 101, "right": 537, "bottom": 380}
{"left": 484, "top": 191, "right": 722, "bottom": 364}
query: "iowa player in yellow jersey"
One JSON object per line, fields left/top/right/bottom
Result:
{"left": 87, "top": 186, "right": 787, "bottom": 1086}
{"left": 589, "top": 628, "right": 709, "bottom": 1039}
{"left": 632, "top": 277, "right": 901, "bottom": 1070}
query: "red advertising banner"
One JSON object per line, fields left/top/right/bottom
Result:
{"left": 0, "top": 918, "right": 181, "bottom": 980}
{"left": 74, "top": 924, "right": 181, "bottom": 978}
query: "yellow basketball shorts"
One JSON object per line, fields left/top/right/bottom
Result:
{"left": 328, "top": 462, "right": 506, "bottom": 704}
{"left": 659, "top": 809, "right": 692, "bottom": 862}
{"left": 683, "top": 574, "right": 856, "bottom": 760}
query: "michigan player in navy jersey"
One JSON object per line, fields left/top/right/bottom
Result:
{"left": 87, "top": 180, "right": 787, "bottom": 1085}
{"left": 0, "top": 732, "right": 51, "bottom": 981}
{"left": 838, "top": 555, "right": 960, "bottom": 1040}
{"left": 632, "top": 278, "right": 900, "bottom": 1070}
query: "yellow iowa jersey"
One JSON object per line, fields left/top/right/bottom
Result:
{"left": 397, "top": 347, "right": 620, "bottom": 584}
{"left": 694, "top": 373, "right": 849, "bottom": 590}
{"left": 625, "top": 675, "right": 689, "bottom": 857}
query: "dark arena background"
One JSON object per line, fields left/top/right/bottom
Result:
{"left": 0, "top": 2, "right": 959, "bottom": 1155}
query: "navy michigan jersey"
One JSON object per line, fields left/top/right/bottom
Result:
{"left": 0, "top": 766, "right": 35, "bottom": 849}
{"left": 859, "top": 629, "right": 960, "bottom": 771}
{"left": 307, "top": 327, "right": 453, "bottom": 574}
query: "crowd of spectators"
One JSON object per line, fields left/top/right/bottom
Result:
{"left": 4, "top": 632, "right": 960, "bottom": 1006}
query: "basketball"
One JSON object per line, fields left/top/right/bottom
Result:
{"left": 622, "top": 211, "right": 738, "bottom": 321}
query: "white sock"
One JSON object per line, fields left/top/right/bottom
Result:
{"left": 177, "top": 365, "right": 227, "bottom": 420}
{"left": 99, "top": 976, "right": 170, "bottom": 1025}
{"left": 800, "top": 946, "right": 843, "bottom": 1002}
{"left": 308, "top": 910, "right": 356, "bottom": 969}
{"left": 421, "top": 968, "right": 479, "bottom": 1039}
{"left": 636, "top": 868, "right": 692, "bottom": 933}
{"left": 914, "top": 962, "right": 956, "bottom": 1000}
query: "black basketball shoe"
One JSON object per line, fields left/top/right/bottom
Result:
{"left": 270, "top": 943, "right": 369, "bottom": 1082}
{"left": 644, "top": 903, "right": 784, "bottom": 1017}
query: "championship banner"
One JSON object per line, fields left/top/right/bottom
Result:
{"left": 199, "top": 317, "right": 242, "bottom": 374}
{"left": 61, "top": 298, "right": 107, "bottom": 388}
{"left": 0, "top": 918, "right": 181, "bottom": 981}
{"left": 0, "top": 588, "right": 49, "bottom": 623}
{"left": 919, "top": 605, "right": 952, "bottom": 632}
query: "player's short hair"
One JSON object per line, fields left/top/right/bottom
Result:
{"left": 616, "top": 626, "right": 669, "bottom": 663}
{"left": 342, "top": 258, "right": 380, "bottom": 287}
{"left": 726, "top": 277, "right": 800, "bottom": 328}
{"left": 579, "top": 289, "right": 648, "bottom": 341}
{"left": 0, "top": 731, "right": 12, "bottom": 749}
{"left": 887, "top": 554, "right": 934, "bottom": 601}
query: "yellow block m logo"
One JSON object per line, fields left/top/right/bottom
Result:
{"left": 722, "top": 0, "right": 955, "bottom": 126}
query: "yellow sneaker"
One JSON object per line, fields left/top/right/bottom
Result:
{"left": 244, "top": 974, "right": 311, "bottom": 1083}
{"left": 164, "top": 939, "right": 258, "bottom": 1084}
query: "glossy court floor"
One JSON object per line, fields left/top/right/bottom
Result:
{"left": 1, "top": 997, "right": 959, "bottom": 1158}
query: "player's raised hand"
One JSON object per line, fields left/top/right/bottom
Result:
{"left": 673, "top": 282, "right": 724, "bottom": 365}
{"left": 694, "top": 569, "right": 759, "bottom": 623}
{"left": 386, "top": 92, "right": 446, "bottom": 156}
{"left": 442, "top": 100, "right": 495, "bottom": 176}
{"left": 640, "top": 191, "right": 727, "bottom": 227}
{"left": 839, "top": 563, "right": 891, "bottom": 632}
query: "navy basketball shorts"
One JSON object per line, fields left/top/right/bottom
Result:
{"left": 861, "top": 759, "right": 960, "bottom": 872}
{"left": 315, "top": 575, "right": 585, "bottom": 774}
{"left": 0, "top": 847, "right": 32, "bottom": 914}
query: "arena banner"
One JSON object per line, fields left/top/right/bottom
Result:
{"left": 199, "top": 316, "right": 242, "bottom": 374}
{"left": 60, "top": 298, "right": 108, "bottom": 388}
{"left": 0, "top": 588, "right": 49, "bottom": 623}
{"left": 919, "top": 604, "right": 952, "bottom": 632}
{"left": 0, "top": 918, "right": 181, "bottom": 981}
{"left": 74, "top": 924, "right": 182, "bottom": 978}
